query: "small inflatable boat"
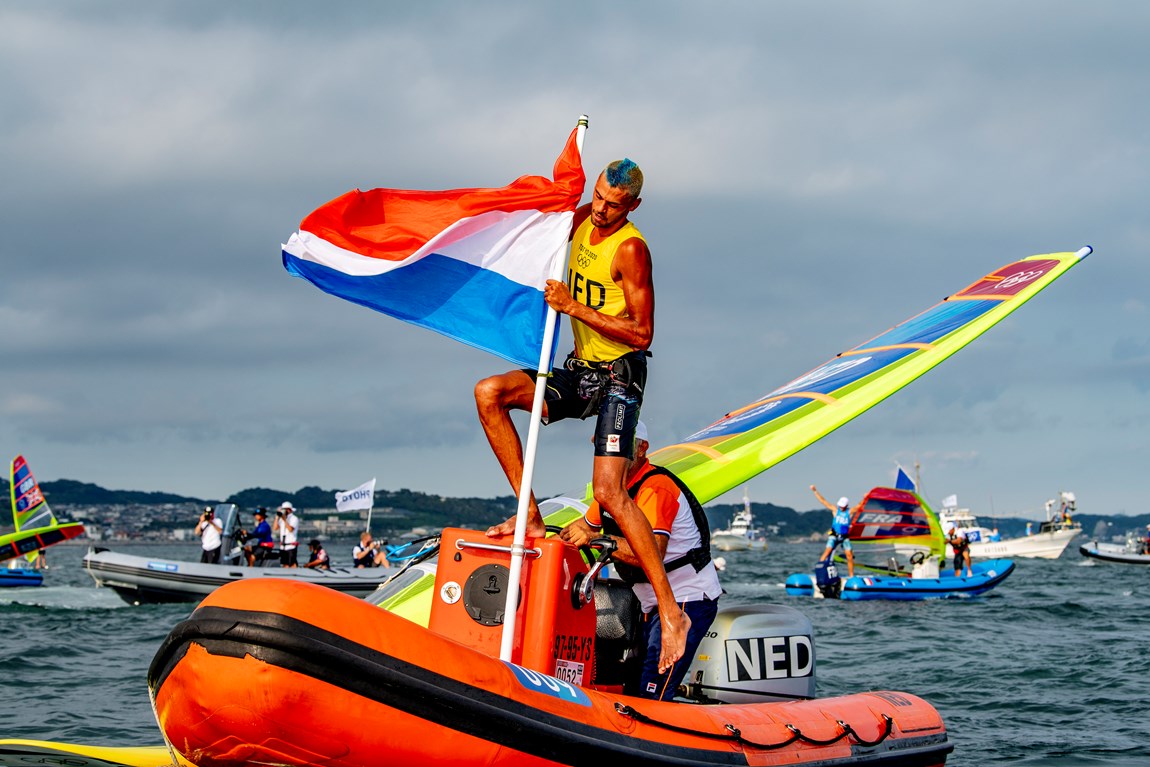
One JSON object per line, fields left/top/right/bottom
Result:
{"left": 1079, "top": 539, "right": 1150, "bottom": 565}
{"left": 82, "top": 501, "right": 407, "bottom": 604}
{"left": 0, "top": 565, "right": 43, "bottom": 588}
{"left": 149, "top": 528, "right": 952, "bottom": 766}
{"left": 82, "top": 547, "right": 399, "bottom": 604}
{"left": 786, "top": 558, "right": 1015, "bottom": 601}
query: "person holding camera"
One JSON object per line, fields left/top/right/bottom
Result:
{"left": 195, "top": 506, "right": 224, "bottom": 564}
{"left": 352, "top": 531, "right": 390, "bottom": 568}
{"left": 274, "top": 502, "right": 301, "bottom": 568}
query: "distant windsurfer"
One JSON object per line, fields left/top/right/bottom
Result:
{"left": 810, "top": 485, "right": 855, "bottom": 576}
{"left": 475, "top": 158, "right": 690, "bottom": 672}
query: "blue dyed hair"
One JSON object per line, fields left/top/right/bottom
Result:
{"left": 604, "top": 158, "right": 643, "bottom": 198}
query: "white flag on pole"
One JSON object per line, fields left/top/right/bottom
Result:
{"left": 336, "top": 478, "right": 376, "bottom": 512}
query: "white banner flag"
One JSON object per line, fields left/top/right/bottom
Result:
{"left": 335, "top": 478, "right": 376, "bottom": 512}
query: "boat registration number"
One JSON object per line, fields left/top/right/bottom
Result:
{"left": 553, "top": 659, "right": 585, "bottom": 686}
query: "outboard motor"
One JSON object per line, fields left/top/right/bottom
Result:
{"left": 683, "top": 604, "right": 816, "bottom": 704}
{"left": 213, "top": 503, "right": 243, "bottom": 565}
{"left": 813, "top": 559, "right": 842, "bottom": 598}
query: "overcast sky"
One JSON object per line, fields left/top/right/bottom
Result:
{"left": 2, "top": 1, "right": 1146, "bottom": 521}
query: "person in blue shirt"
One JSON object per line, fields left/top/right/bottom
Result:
{"left": 241, "top": 508, "right": 275, "bottom": 566}
{"left": 810, "top": 485, "right": 855, "bottom": 576}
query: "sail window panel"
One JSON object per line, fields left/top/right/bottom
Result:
{"left": 862, "top": 299, "right": 998, "bottom": 351}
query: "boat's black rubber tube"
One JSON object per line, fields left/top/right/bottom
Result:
{"left": 149, "top": 606, "right": 951, "bottom": 767}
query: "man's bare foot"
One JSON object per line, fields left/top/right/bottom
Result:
{"left": 485, "top": 511, "right": 545, "bottom": 538}
{"left": 657, "top": 609, "right": 691, "bottom": 673}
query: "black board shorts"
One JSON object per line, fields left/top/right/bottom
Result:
{"left": 527, "top": 351, "right": 648, "bottom": 459}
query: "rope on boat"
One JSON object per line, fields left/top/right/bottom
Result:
{"left": 612, "top": 703, "right": 894, "bottom": 751}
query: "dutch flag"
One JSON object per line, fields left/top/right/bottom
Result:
{"left": 282, "top": 127, "right": 585, "bottom": 368}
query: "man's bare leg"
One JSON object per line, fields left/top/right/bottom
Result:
{"left": 592, "top": 455, "right": 689, "bottom": 673}
{"left": 475, "top": 370, "right": 546, "bottom": 537}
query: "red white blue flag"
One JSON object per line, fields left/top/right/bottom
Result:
{"left": 282, "top": 129, "right": 585, "bottom": 367}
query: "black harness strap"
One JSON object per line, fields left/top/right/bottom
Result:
{"left": 564, "top": 351, "right": 652, "bottom": 420}
{"left": 602, "top": 465, "right": 711, "bottom": 584}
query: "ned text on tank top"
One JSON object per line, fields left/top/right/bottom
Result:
{"left": 566, "top": 217, "right": 648, "bottom": 363}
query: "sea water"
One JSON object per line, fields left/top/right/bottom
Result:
{"left": 2, "top": 540, "right": 1148, "bottom": 766}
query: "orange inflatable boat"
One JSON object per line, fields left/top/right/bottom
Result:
{"left": 149, "top": 529, "right": 951, "bottom": 766}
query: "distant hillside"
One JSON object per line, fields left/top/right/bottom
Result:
{"left": 227, "top": 485, "right": 519, "bottom": 533}
{"left": 0, "top": 476, "right": 517, "bottom": 535}
{"left": 706, "top": 501, "right": 825, "bottom": 538}
{"left": 0, "top": 477, "right": 205, "bottom": 506}
{"left": 3, "top": 476, "right": 1145, "bottom": 540}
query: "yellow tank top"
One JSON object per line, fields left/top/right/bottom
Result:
{"left": 566, "top": 218, "right": 647, "bottom": 362}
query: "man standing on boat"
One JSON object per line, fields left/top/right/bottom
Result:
{"left": 810, "top": 486, "right": 855, "bottom": 577}
{"left": 947, "top": 524, "right": 973, "bottom": 577}
{"left": 475, "top": 159, "right": 689, "bottom": 672}
{"left": 195, "top": 506, "right": 224, "bottom": 565}
{"left": 274, "top": 502, "right": 300, "bottom": 568}
{"left": 561, "top": 421, "right": 720, "bottom": 700}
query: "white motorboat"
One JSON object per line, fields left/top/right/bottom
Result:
{"left": 1079, "top": 533, "right": 1150, "bottom": 565}
{"left": 82, "top": 503, "right": 396, "bottom": 604}
{"left": 710, "top": 488, "right": 767, "bottom": 552}
{"left": 937, "top": 491, "right": 1081, "bottom": 560}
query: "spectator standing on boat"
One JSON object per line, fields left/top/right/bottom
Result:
{"left": 1059, "top": 493, "right": 1076, "bottom": 525}
{"left": 947, "top": 524, "right": 973, "bottom": 577}
{"left": 560, "top": 421, "right": 720, "bottom": 701}
{"left": 195, "top": 506, "right": 224, "bottom": 565}
{"left": 352, "top": 531, "right": 390, "bottom": 568}
{"left": 810, "top": 486, "right": 855, "bottom": 577}
{"left": 304, "top": 539, "right": 332, "bottom": 570}
{"left": 475, "top": 159, "right": 690, "bottom": 674}
{"left": 274, "top": 502, "right": 300, "bottom": 568}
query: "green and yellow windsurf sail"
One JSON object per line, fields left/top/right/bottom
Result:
{"left": 375, "top": 248, "right": 1090, "bottom": 623}
{"left": 650, "top": 248, "right": 1091, "bottom": 504}
{"left": 1, "top": 455, "right": 85, "bottom": 563}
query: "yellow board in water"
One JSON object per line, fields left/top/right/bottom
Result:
{"left": 0, "top": 739, "right": 194, "bottom": 767}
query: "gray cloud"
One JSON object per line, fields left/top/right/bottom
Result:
{"left": 1, "top": 1, "right": 1146, "bottom": 517}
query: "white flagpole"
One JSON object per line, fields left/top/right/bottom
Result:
{"left": 366, "top": 478, "right": 377, "bottom": 534}
{"left": 498, "top": 114, "right": 588, "bottom": 662}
